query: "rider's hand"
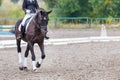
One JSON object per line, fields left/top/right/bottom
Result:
{"left": 25, "top": 9, "right": 31, "bottom": 13}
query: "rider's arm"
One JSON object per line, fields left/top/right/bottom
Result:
{"left": 35, "top": 0, "right": 40, "bottom": 9}
{"left": 22, "top": 0, "right": 27, "bottom": 12}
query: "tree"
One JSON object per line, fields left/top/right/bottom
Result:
{"left": 44, "top": 0, "right": 57, "bottom": 8}
{"left": 43, "top": 0, "right": 92, "bottom": 17}
{"left": 43, "top": 0, "right": 120, "bottom": 18}
{"left": 0, "top": 0, "right": 2, "bottom": 6}
{"left": 89, "top": 0, "right": 120, "bottom": 18}
{"left": 8, "top": 7, "right": 24, "bottom": 18}
{"left": 56, "top": 0, "right": 80, "bottom": 17}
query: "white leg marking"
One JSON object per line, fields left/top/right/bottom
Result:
{"left": 18, "top": 52, "right": 22, "bottom": 64}
{"left": 38, "top": 59, "right": 43, "bottom": 64}
{"left": 23, "top": 57, "right": 27, "bottom": 67}
{"left": 32, "top": 61, "right": 36, "bottom": 70}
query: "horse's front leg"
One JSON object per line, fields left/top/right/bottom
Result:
{"left": 28, "top": 42, "right": 37, "bottom": 71}
{"left": 36, "top": 43, "right": 46, "bottom": 68}
{"left": 23, "top": 43, "right": 30, "bottom": 71}
{"left": 16, "top": 39, "right": 23, "bottom": 70}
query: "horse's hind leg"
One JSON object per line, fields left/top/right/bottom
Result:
{"left": 23, "top": 44, "right": 29, "bottom": 71}
{"left": 36, "top": 43, "right": 46, "bottom": 68}
{"left": 16, "top": 39, "right": 23, "bottom": 70}
{"left": 28, "top": 42, "right": 37, "bottom": 71}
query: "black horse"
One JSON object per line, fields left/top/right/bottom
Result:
{"left": 15, "top": 8, "right": 52, "bottom": 71}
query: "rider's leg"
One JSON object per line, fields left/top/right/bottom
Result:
{"left": 21, "top": 14, "right": 30, "bottom": 26}
{"left": 17, "top": 14, "right": 30, "bottom": 39}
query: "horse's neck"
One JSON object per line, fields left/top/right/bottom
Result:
{"left": 34, "top": 24, "right": 42, "bottom": 34}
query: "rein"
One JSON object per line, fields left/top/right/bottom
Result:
{"left": 33, "top": 16, "right": 41, "bottom": 29}
{"left": 32, "top": 13, "right": 46, "bottom": 37}
{"left": 36, "top": 23, "right": 41, "bottom": 29}
{"left": 32, "top": 9, "right": 48, "bottom": 36}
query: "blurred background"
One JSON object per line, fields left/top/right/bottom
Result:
{"left": 0, "top": 0, "right": 120, "bottom": 30}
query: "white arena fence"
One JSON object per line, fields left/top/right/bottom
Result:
{"left": 1, "top": 24, "right": 120, "bottom": 48}
{"left": 0, "top": 25, "right": 14, "bottom": 35}
{"left": 1, "top": 36, "right": 120, "bottom": 49}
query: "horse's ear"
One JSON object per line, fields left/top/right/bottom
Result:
{"left": 47, "top": 10, "right": 52, "bottom": 14}
{"left": 40, "top": 11, "right": 43, "bottom": 15}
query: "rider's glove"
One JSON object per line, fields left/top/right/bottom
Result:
{"left": 25, "top": 9, "right": 31, "bottom": 14}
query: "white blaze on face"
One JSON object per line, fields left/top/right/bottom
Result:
{"left": 44, "top": 17, "right": 47, "bottom": 20}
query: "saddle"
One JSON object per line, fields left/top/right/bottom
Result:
{"left": 24, "top": 17, "right": 32, "bottom": 28}
{"left": 18, "top": 17, "right": 33, "bottom": 39}
{"left": 22, "top": 17, "right": 32, "bottom": 32}
{"left": 20, "top": 16, "right": 33, "bottom": 36}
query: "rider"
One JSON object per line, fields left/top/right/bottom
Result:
{"left": 17, "top": 0, "right": 49, "bottom": 39}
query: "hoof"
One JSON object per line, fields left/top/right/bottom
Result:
{"left": 33, "top": 69, "right": 37, "bottom": 72}
{"left": 36, "top": 62, "right": 41, "bottom": 68}
{"left": 23, "top": 67, "right": 29, "bottom": 71}
{"left": 19, "top": 66, "right": 24, "bottom": 70}
{"left": 42, "top": 55, "right": 46, "bottom": 59}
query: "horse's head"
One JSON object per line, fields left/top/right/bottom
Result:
{"left": 35, "top": 8, "right": 52, "bottom": 35}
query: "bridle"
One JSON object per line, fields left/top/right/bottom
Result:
{"left": 36, "top": 22, "right": 41, "bottom": 29}
{"left": 34, "top": 10, "right": 48, "bottom": 36}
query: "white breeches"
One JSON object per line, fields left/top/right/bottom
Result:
{"left": 21, "top": 13, "right": 35, "bottom": 26}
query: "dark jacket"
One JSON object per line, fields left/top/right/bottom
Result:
{"left": 22, "top": 0, "right": 39, "bottom": 13}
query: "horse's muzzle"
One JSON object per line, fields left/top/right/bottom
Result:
{"left": 41, "top": 26, "right": 47, "bottom": 36}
